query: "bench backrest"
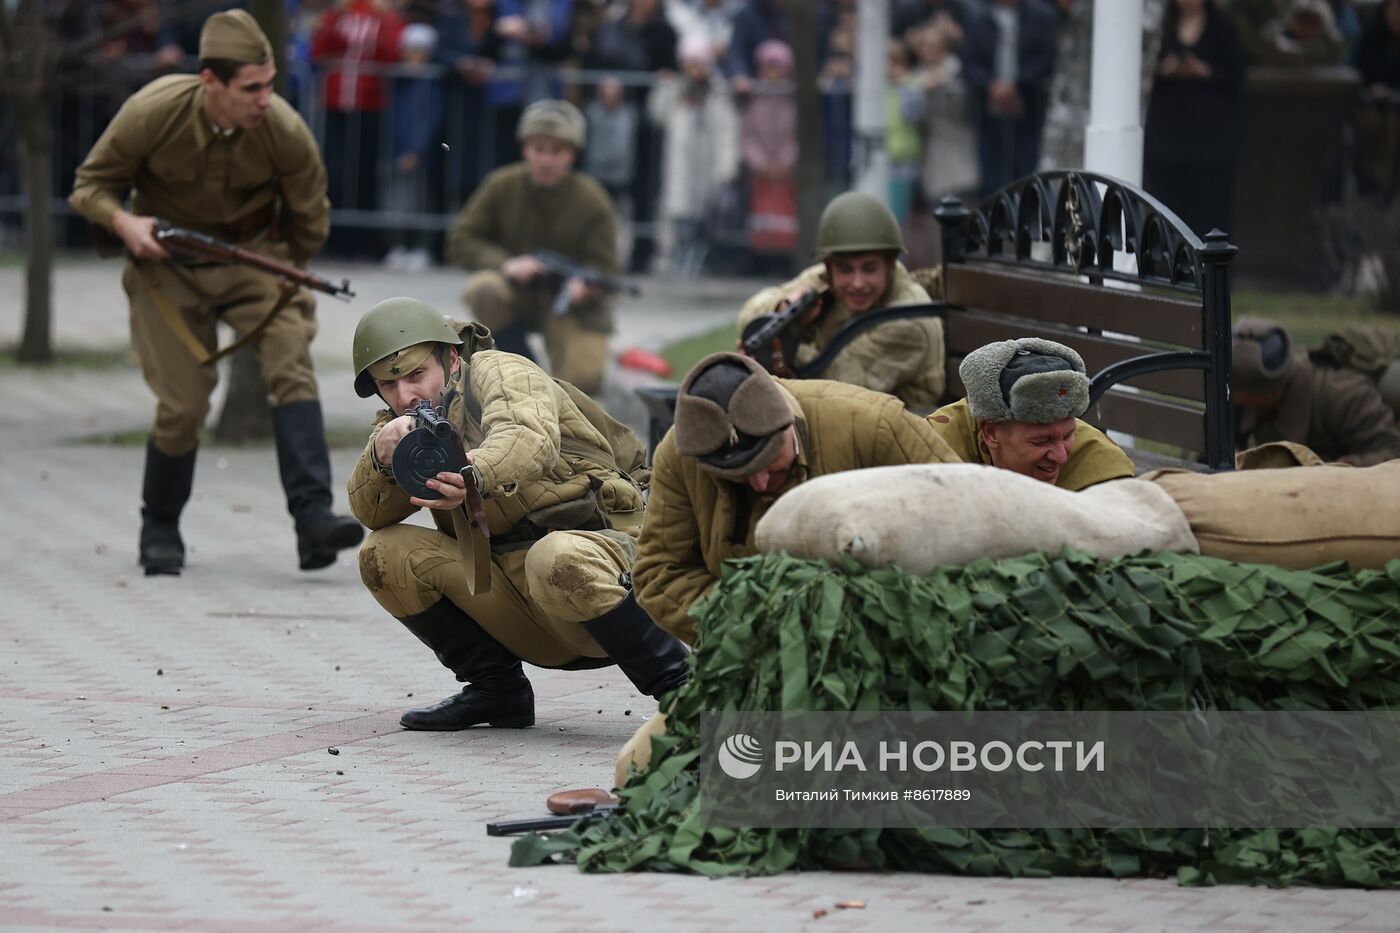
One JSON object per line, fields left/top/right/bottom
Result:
{"left": 936, "top": 171, "right": 1237, "bottom": 471}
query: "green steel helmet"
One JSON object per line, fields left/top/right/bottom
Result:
{"left": 517, "top": 98, "right": 587, "bottom": 149}
{"left": 815, "top": 192, "right": 905, "bottom": 257}
{"left": 352, "top": 297, "right": 462, "bottom": 398}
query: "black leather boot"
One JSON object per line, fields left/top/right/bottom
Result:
{"left": 581, "top": 591, "right": 690, "bottom": 700}
{"left": 397, "top": 598, "right": 535, "bottom": 730}
{"left": 140, "top": 440, "right": 196, "bottom": 576}
{"left": 270, "top": 399, "right": 364, "bottom": 571}
{"left": 487, "top": 321, "right": 537, "bottom": 362}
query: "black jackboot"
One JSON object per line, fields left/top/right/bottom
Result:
{"left": 581, "top": 591, "right": 690, "bottom": 700}
{"left": 270, "top": 399, "right": 364, "bottom": 571}
{"left": 487, "top": 322, "right": 537, "bottom": 363}
{"left": 140, "top": 440, "right": 197, "bottom": 576}
{"left": 397, "top": 598, "right": 535, "bottom": 730}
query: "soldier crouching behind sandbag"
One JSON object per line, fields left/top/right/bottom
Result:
{"left": 347, "top": 298, "right": 689, "bottom": 731}
{"left": 926, "top": 337, "right": 1136, "bottom": 489}
{"left": 1233, "top": 318, "right": 1400, "bottom": 466}
{"left": 613, "top": 354, "right": 961, "bottom": 782}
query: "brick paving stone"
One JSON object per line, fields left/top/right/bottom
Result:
{"left": 2, "top": 262, "right": 1398, "bottom": 931}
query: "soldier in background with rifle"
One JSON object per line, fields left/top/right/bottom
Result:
{"left": 447, "top": 100, "right": 624, "bottom": 395}
{"left": 737, "top": 192, "right": 947, "bottom": 410}
{"left": 68, "top": 10, "right": 362, "bottom": 576}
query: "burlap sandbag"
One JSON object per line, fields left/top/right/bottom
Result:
{"left": 754, "top": 463, "right": 1198, "bottom": 572}
{"left": 1143, "top": 461, "right": 1400, "bottom": 571}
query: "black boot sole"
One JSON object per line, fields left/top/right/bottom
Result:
{"left": 298, "top": 521, "right": 366, "bottom": 571}
{"left": 398, "top": 713, "right": 536, "bottom": 731}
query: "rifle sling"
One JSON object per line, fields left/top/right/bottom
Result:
{"left": 141, "top": 261, "right": 299, "bottom": 367}
{"left": 442, "top": 423, "right": 493, "bottom": 597}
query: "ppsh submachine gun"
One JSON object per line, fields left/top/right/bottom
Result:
{"left": 392, "top": 400, "right": 494, "bottom": 595}
{"left": 738, "top": 287, "right": 832, "bottom": 378}
{"left": 529, "top": 250, "right": 641, "bottom": 316}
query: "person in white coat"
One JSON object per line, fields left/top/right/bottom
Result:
{"left": 648, "top": 33, "right": 740, "bottom": 274}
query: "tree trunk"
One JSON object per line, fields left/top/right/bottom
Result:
{"left": 213, "top": 348, "right": 275, "bottom": 443}
{"left": 791, "top": 0, "right": 826, "bottom": 262}
{"left": 213, "top": 0, "right": 286, "bottom": 442}
{"left": 16, "top": 89, "right": 53, "bottom": 362}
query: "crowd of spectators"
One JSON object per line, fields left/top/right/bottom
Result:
{"left": 15, "top": 0, "right": 1400, "bottom": 273}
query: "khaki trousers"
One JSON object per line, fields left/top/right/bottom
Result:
{"left": 461, "top": 270, "right": 611, "bottom": 394}
{"left": 124, "top": 253, "right": 319, "bottom": 456}
{"left": 358, "top": 523, "right": 635, "bottom": 667}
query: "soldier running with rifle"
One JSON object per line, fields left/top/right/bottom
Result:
{"left": 68, "top": 10, "right": 361, "bottom": 576}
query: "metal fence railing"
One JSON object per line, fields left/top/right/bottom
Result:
{"left": 0, "top": 55, "right": 831, "bottom": 271}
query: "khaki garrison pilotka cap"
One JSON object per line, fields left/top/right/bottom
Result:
{"left": 199, "top": 10, "right": 274, "bottom": 64}
{"left": 961, "top": 338, "right": 1091, "bottom": 424}
{"left": 673, "top": 352, "right": 794, "bottom": 481}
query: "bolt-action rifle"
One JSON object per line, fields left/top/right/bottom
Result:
{"left": 154, "top": 221, "right": 355, "bottom": 300}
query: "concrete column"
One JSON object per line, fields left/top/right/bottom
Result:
{"left": 1083, "top": 0, "right": 1144, "bottom": 185}
{"left": 853, "top": 0, "right": 890, "bottom": 198}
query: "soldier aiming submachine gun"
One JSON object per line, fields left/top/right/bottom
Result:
{"left": 393, "top": 400, "right": 493, "bottom": 595}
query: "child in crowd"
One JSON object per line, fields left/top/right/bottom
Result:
{"left": 584, "top": 74, "right": 639, "bottom": 260}
{"left": 383, "top": 22, "right": 444, "bottom": 271}
{"left": 741, "top": 39, "right": 798, "bottom": 274}
{"left": 887, "top": 40, "right": 924, "bottom": 225}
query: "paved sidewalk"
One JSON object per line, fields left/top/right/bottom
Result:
{"left": 1, "top": 261, "right": 1396, "bottom": 931}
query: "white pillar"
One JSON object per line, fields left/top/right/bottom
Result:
{"left": 853, "top": 0, "right": 890, "bottom": 198}
{"left": 1083, "top": 0, "right": 1144, "bottom": 185}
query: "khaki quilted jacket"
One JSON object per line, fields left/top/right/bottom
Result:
{"left": 348, "top": 348, "right": 644, "bottom": 537}
{"left": 737, "top": 261, "right": 947, "bottom": 409}
{"left": 633, "top": 378, "right": 959, "bottom": 645}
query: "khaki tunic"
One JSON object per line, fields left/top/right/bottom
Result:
{"left": 349, "top": 347, "right": 646, "bottom": 667}
{"left": 1236, "top": 359, "right": 1400, "bottom": 467}
{"left": 633, "top": 379, "right": 960, "bottom": 646}
{"left": 69, "top": 74, "right": 330, "bottom": 456}
{"left": 737, "top": 261, "right": 947, "bottom": 409}
{"left": 927, "top": 398, "right": 1137, "bottom": 491}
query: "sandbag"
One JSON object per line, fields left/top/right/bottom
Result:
{"left": 754, "top": 463, "right": 1198, "bottom": 572}
{"left": 1144, "top": 461, "right": 1400, "bottom": 571}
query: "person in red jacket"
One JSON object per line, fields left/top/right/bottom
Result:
{"left": 311, "top": 0, "right": 405, "bottom": 257}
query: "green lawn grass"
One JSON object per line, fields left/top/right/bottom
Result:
{"left": 660, "top": 323, "right": 739, "bottom": 381}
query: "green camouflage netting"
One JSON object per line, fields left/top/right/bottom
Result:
{"left": 511, "top": 550, "right": 1400, "bottom": 886}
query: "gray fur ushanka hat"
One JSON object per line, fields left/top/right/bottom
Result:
{"left": 960, "top": 338, "right": 1090, "bottom": 424}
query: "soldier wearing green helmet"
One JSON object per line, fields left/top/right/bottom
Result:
{"left": 737, "top": 191, "right": 948, "bottom": 409}
{"left": 446, "top": 99, "right": 621, "bottom": 395}
{"left": 347, "top": 297, "right": 690, "bottom": 732}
